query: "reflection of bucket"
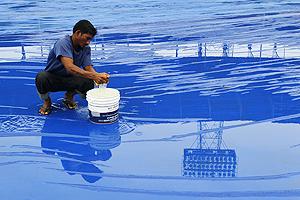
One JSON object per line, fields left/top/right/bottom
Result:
{"left": 86, "top": 88, "right": 120, "bottom": 124}
{"left": 89, "top": 132, "right": 121, "bottom": 150}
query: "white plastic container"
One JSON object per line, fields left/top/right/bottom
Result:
{"left": 86, "top": 88, "right": 120, "bottom": 124}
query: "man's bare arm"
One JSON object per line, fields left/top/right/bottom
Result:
{"left": 84, "top": 65, "right": 97, "bottom": 73}
{"left": 60, "top": 56, "right": 109, "bottom": 83}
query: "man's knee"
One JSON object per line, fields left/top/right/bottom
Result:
{"left": 85, "top": 79, "right": 94, "bottom": 90}
{"left": 75, "top": 78, "right": 94, "bottom": 97}
{"left": 35, "top": 71, "right": 49, "bottom": 84}
{"left": 35, "top": 71, "right": 55, "bottom": 94}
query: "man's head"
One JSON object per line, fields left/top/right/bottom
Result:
{"left": 72, "top": 20, "right": 97, "bottom": 48}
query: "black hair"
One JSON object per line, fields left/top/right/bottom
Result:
{"left": 73, "top": 20, "right": 97, "bottom": 36}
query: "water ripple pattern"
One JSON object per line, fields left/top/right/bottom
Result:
{"left": 0, "top": 115, "right": 45, "bottom": 135}
{"left": 0, "top": 0, "right": 299, "bottom": 59}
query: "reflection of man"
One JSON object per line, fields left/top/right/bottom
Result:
{"left": 41, "top": 118, "right": 121, "bottom": 183}
{"left": 35, "top": 20, "right": 109, "bottom": 115}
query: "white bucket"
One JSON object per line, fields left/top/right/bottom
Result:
{"left": 86, "top": 88, "right": 120, "bottom": 124}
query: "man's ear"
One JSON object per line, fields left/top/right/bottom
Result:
{"left": 74, "top": 30, "right": 81, "bottom": 37}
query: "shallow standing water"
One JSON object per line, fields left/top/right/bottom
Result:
{"left": 0, "top": 1, "right": 300, "bottom": 199}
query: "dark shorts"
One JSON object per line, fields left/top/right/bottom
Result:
{"left": 35, "top": 71, "right": 94, "bottom": 99}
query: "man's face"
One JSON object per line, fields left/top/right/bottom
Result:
{"left": 77, "top": 32, "right": 94, "bottom": 48}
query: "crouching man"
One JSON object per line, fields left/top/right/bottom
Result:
{"left": 35, "top": 20, "right": 109, "bottom": 115}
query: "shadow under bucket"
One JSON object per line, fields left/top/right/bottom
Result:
{"left": 86, "top": 88, "right": 120, "bottom": 124}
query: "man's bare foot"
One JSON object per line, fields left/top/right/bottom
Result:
{"left": 39, "top": 98, "right": 52, "bottom": 115}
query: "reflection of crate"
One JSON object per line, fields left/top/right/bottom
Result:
{"left": 182, "top": 148, "right": 237, "bottom": 178}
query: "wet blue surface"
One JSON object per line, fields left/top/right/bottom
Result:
{"left": 1, "top": 57, "right": 300, "bottom": 199}
{"left": 0, "top": 0, "right": 299, "bottom": 47}
{"left": 0, "top": 1, "right": 300, "bottom": 199}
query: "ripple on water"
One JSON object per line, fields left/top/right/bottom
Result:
{"left": 0, "top": 115, "right": 45, "bottom": 135}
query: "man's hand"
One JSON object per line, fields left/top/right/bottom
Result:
{"left": 84, "top": 65, "right": 110, "bottom": 84}
{"left": 94, "top": 72, "right": 110, "bottom": 84}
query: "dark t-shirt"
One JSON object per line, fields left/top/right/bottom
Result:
{"left": 45, "top": 35, "right": 92, "bottom": 77}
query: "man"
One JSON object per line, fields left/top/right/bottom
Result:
{"left": 35, "top": 20, "right": 109, "bottom": 115}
